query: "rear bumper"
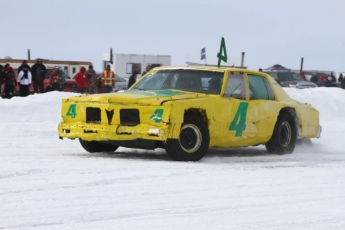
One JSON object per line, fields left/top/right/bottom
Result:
{"left": 316, "top": 125, "right": 322, "bottom": 138}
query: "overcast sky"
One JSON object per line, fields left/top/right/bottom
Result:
{"left": 1, "top": 0, "right": 345, "bottom": 72}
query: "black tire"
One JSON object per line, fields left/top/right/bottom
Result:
{"left": 165, "top": 115, "right": 209, "bottom": 161}
{"left": 79, "top": 139, "right": 119, "bottom": 153}
{"left": 266, "top": 112, "right": 297, "bottom": 154}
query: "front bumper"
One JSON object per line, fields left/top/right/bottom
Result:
{"left": 58, "top": 122, "right": 172, "bottom": 142}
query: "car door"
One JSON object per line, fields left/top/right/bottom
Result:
{"left": 208, "top": 72, "right": 254, "bottom": 147}
{"left": 244, "top": 74, "right": 281, "bottom": 145}
{"left": 209, "top": 72, "right": 279, "bottom": 147}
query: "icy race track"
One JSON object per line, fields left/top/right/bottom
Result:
{"left": 1, "top": 88, "right": 345, "bottom": 230}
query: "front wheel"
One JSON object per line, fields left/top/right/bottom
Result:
{"left": 165, "top": 115, "right": 209, "bottom": 161}
{"left": 79, "top": 139, "right": 119, "bottom": 153}
{"left": 266, "top": 112, "right": 297, "bottom": 154}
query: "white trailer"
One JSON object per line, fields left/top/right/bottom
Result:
{"left": 102, "top": 53, "right": 171, "bottom": 80}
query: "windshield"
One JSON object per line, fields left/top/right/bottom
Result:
{"left": 131, "top": 69, "right": 224, "bottom": 94}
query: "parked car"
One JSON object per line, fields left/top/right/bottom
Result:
{"left": 264, "top": 71, "right": 318, "bottom": 89}
{"left": 63, "top": 73, "right": 127, "bottom": 93}
{"left": 58, "top": 66, "right": 321, "bottom": 161}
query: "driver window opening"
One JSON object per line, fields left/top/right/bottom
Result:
{"left": 224, "top": 73, "right": 245, "bottom": 99}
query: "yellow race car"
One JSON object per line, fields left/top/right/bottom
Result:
{"left": 58, "top": 66, "right": 321, "bottom": 161}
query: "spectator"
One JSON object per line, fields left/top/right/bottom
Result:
{"left": 30, "top": 59, "right": 47, "bottom": 93}
{"left": 48, "top": 67, "right": 62, "bottom": 91}
{"left": 2, "top": 66, "right": 17, "bottom": 99}
{"left": 300, "top": 71, "right": 306, "bottom": 81}
{"left": 341, "top": 77, "right": 345, "bottom": 89}
{"left": 56, "top": 66, "right": 66, "bottom": 90}
{"left": 338, "top": 73, "right": 344, "bottom": 83}
{"left": 1, "top": 64, "right": 9, "bottom": 95}
{"left": 0, "top": 64, "right": 3, "bottom": 95}
{"left": 330, "top": 72, "right": 336, "bottom": 83}
{"left": 325, "top": 75, "right": 333, "bottom": 87}
{"left": 319, "top": 73, "right": 327, "bottom": 86}
{"left": 310, "top": 74, "right": 319, "bottom": 85}
{"left": 141, "top": 64, "right": 152, "bottom": 77}
{"left": 86, "top": 65, "right": 98, "bottom": 94}
{"left": 128, "top": 65, "right": 139, "bottom": 89}
{"left": 74, "top": 66, "right": 87, "bottom": 93}
{"left": 258, "top": 68, "right": 263, "bottom": 72}
{"left": 17, "top": 60, "right": 30, "bottom": 75}
{"left": 2, "top": 63, "right": 9, "bottom": 76}
{"left": 101, "top": 65, "right": 115, "bottom": 93}
{"left": 17, "top": 64, "right": 32, "bottom": 97}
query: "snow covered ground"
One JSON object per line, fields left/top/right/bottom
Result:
{"left": 1, "top": 88, "right": 345, "bottom": 230}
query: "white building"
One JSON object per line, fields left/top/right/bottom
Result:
{"left": 102, "top": 53, "right": 171, "bottom": 79}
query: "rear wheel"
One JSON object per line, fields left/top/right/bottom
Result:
{"left": 79, "top": 139, "right": 119, "bottom": 153}
{"left": 165, "top": 115, "right": 209, "bottom": 161}
{"left": 266, "top": 112, "right": 297, "bottom": 154}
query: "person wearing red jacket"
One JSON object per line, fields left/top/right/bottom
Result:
{"left": 2, "top": 66, "right": 17, "bottom": 99}
{"left": 101, "top": 65, "right": 115, "bottom": 93}
{"left": 300, "top": 71, "right": 306, "bottom": 81}
{"left": 319, "top": 74, "right": 327, "bottom": 87}
{"left": 74, "top": 66, "right": 87, "bottom": 93}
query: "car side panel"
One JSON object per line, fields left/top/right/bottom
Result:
{"left": 294, "top": 102, "right": 321, "bottom": 138}
{"left": 206, "top": 98, "right": 280, "bottom": 147}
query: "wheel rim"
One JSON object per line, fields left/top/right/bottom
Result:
{"left": 179, "top": 124, "right": 202, "bottom": 153}
{"left": 280, "top": 121, "right": 292, "bottom": 147}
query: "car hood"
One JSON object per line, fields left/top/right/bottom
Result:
{"left": 64, "top": 89, "right": 211, "bottom": 106}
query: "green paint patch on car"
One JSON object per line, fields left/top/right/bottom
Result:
{"left": 125, "top": 89, "right": 185, "bottom": 97}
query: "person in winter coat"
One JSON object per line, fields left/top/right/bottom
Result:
{"left": 128, "top": 65, "right": 139, "bottom": 89}
{"left": 0, "top": 64, "right": 3, "bottom": 95}
{"left": 1, "top": 64, "right": 9, "bottom": 95}
{"left": 319, "top": 74, "right": 327, "bottom": 86}
{"left": 30, "top": 59, "right": 47, "bottom": 93}
{"left": 74, "top": 66, "right": 87, "bottom": 93}
{"left": 330, "top": 72, "right": 336, "bottom": 83}
{"left": 56, "top": 66, "right": 66, "bottom": 89}
{"left": 18, "top": 64, "right": 32, "bottom": 97}
{"left": 48, "top": 67, "right": 62, "bottom": 91}
{"left": 338, "top": 73, "right": 344, "bottom": 83}
{"left": 310, "top": 74, "right": 319, "bottom": 85}
{"left": 101, "top": 65, "right": 115, "bottom": 93}
{"left": 85, "top": 65, "right": 98, "bottom": 94}
{"left": 341, "top": 77, "right": 345, "bottom": 89}
{"left": 17, "top": 60, "right": 30, "bottom": 75}
{"left": 2, "top": 66, "right": 17, "bottom": 99}
{"left": 325, "top": 75, "right": 333, "bottom": 87}
{"left": 141, "top": 64, "right": 152, "bottom": 77}
{"left": 300, "top": 71, "right": 306, "bottom": 81}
